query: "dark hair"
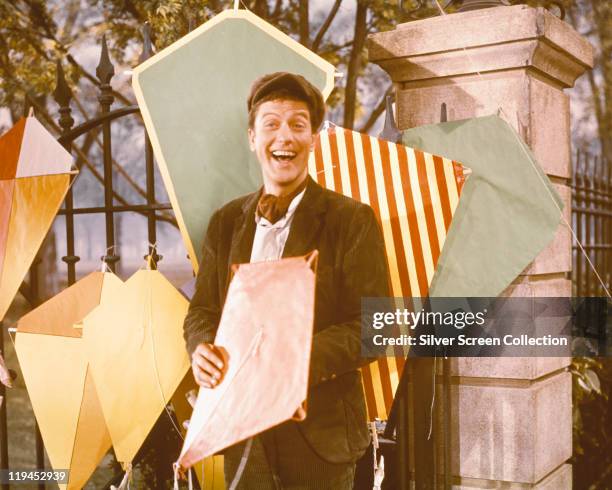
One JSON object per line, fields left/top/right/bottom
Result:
{"left": 248, "top": 89, "right": 316, "bottom": 130}
{"left": 247, "top": 73, "right": 325, "bottom": 130}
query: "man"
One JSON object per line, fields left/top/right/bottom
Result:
{"left": 183, "top": 72, "right": 389, "bottom": 489}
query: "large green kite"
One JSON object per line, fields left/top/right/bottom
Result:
{"left": 403, "top": 115, "right": 563, "bottom": 297}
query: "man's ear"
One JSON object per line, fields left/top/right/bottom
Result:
{"left": 309, "top": 131, "right": 317, "bottom": 151}
{"left": 248, "top": 128, "right": 256, "bottom": 151}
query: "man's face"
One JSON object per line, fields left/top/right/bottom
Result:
{"left": 248, "top": 98, "right": 315, "bottom": 195}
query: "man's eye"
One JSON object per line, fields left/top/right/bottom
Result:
{"left": 264, "top": 121, "right": 278, "bottom": 128}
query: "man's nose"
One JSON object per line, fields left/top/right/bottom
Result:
{"left": 276, "top": 123, "right": 294, "bottom": 142}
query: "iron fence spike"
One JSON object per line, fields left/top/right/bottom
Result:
{"left": 96, "top": 34, "right": 115, "bottom": 84}
{"left": 53, "top": 59, "right": 73, "bottom": 108}
{"left": 139, "top": 23, "right": 154, "bottom": 63}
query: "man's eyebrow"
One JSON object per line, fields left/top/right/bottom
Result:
{"left": 260, "top": 110, "right": 310, "bottom": 118}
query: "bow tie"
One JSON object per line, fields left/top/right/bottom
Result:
{"left": 257, "top": 179, "right": 307, "bottom": 224}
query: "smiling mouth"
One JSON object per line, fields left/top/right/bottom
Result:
{"left": 271, "top": 150, "right": 297, "bottom": 163}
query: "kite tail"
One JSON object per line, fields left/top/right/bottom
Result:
{"left": 173, "top": 462, "right": 181, "bottom": 490}
{"left": 373, "top": 455, "right": 385, "bottom": 490}
{"left": 370, "top": 421, "right": 385, "bottom": 490}
{"left": 110, "top": 462, "right": 132, "bottom": 490}
{"left": 173, "top": 462, "right": 194, "bottom": 490}
{"left": 228, "top": 437, "right": 254, "bottom": 490}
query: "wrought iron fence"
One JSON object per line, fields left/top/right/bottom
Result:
{"left": 0, "top": 27, "right": 176, "bottom": 490}
{"left": 571, "top": 150, "right": 611, "bottom": 348}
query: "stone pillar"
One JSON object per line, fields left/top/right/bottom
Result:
{"left": 369, "top": 5, "right": 593, "bottom": 488}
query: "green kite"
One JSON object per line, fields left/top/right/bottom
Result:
{"left": 403, "top": 115, "right": 563, "bottom": 297}
{"left": 133, "top": 9, "right": 335, "bottom": 271}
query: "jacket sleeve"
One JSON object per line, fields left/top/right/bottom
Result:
{"left": 308, "top": 204, "right": 389, "bottom": 387}
{"left": 183, "top": 209, "right": 223, "bottom": 358}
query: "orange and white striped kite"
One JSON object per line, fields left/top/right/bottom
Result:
{"left": 309, "top": 124, "right": 465, "bottom": 419}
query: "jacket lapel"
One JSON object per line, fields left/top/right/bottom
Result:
{"left": 282, "top": 177, "right": 328, "bottom": 258}
{"left": 229, "top": 190, "right": 260, "bottom": 267}
{"left": 229, "top": 177, "right": 328, "bottom": 266}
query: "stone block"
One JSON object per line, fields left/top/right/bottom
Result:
{"left": 506, "top": 277, "right": 572, "bottom": 297}
{"left": 449, "top": 356, "right": 570, "bottom": 380}
{"left": 535, "top": 463, "right": 572, "bottom": 490}
{"left": 450, "top": 372, "right": 572, "bottom": 483}
{"left": 395, "top": 74, "right": 572, "bottom": 180}
{"left": 451, "top": 463, "right": 571, "bottom": 488}
{"left": 397, "top": 76, "right": 571, "bottom": 178}
{"left": 523, "top": 184, "right": 571, "bottom": 275}
{"left": 368, "top": 6, "right": 593, "bottom": 88}
{"left": 528, "top": 77, "right": 571, "bottom": 178}
{"left": 396, "top": 72, "right": 527, "bottom": 130}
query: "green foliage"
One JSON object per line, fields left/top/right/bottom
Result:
{"left": 0, "top": 1, "right": 66, "bottom": 117}
{"left": 86, "top": 0, "right": 221, "bottom": 63}
{"left": 0, "top": 0, "right": 425, "bottom": 130}
{"left": 570, "top": 358, "right": 612, "bottom": 488}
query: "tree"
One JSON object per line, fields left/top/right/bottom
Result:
{"left": 565, "top": 0, "right": 611, "bottom": 158}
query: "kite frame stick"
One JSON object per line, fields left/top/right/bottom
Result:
{"left": 305, "top": 249, "right": 319, "bottom": 272}
{"left": 144, "top": 253, "right": 187, "bottom": 441}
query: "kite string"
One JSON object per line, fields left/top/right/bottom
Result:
{"left": 427, "top": 353, "right": 436, "bottom": 441}
{"left": 173, "top": 463, "right": 180, "bottom": 490}
{"left": 431, "top": 0, "right": 610, "bottom": 299}
{"left": 228, "top": 437, "right": 254, "bottom": 490}
{"left": 145, "top": 243, "right": 185, "bottom": 440}
{"left": 6, "top": 323, "right": 17, "bottom": 361}
{"left": 110, "top": 462, "right": 132, "bottom": 490}
{"left": 100, "top": 245, "right": 116, "bottom": 273}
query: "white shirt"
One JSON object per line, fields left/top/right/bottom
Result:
{"left": 250, "top": 188, "right": 306, "bottom": 262}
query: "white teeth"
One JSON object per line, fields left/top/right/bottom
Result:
{"left": 271, "top": 150, "right": 297, "bottom": 157}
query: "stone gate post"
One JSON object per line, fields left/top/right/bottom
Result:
{"left": 369, "top": 5, "right": 593, "bottom": 488}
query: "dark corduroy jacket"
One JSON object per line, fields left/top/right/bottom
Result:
{"left": 183, "top": 176, "right": 389, "bottom": 464}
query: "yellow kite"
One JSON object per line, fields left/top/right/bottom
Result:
{"left": 15, "top": 272, "right": 112, "bottom": 490}
{"left": 0, "top": 115, "right": 74, "bottom": 320}
{"left": 82, "top": 268, "right": 190, "bottom": 469}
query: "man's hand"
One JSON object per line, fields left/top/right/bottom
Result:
{"left": 191, "top": 343, "right": 226, "bottom": 388}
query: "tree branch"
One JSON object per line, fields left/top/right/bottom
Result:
{"left": 358, "top": 85, "right": 393, "bottom": 134}
{"left": 272, "top": 0, "right": 283, "bottom": 18}
{"left": 343, "top": 0, "right": 368, "bottom": 129}
{"left": 319, "top": 39, "right": 354, "bottom": 56}
{"left": 312, "top": 0, "right": 342, "bottom": 52}
{"left": 299, "top": 0, "right": 310, "bottom": 47}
